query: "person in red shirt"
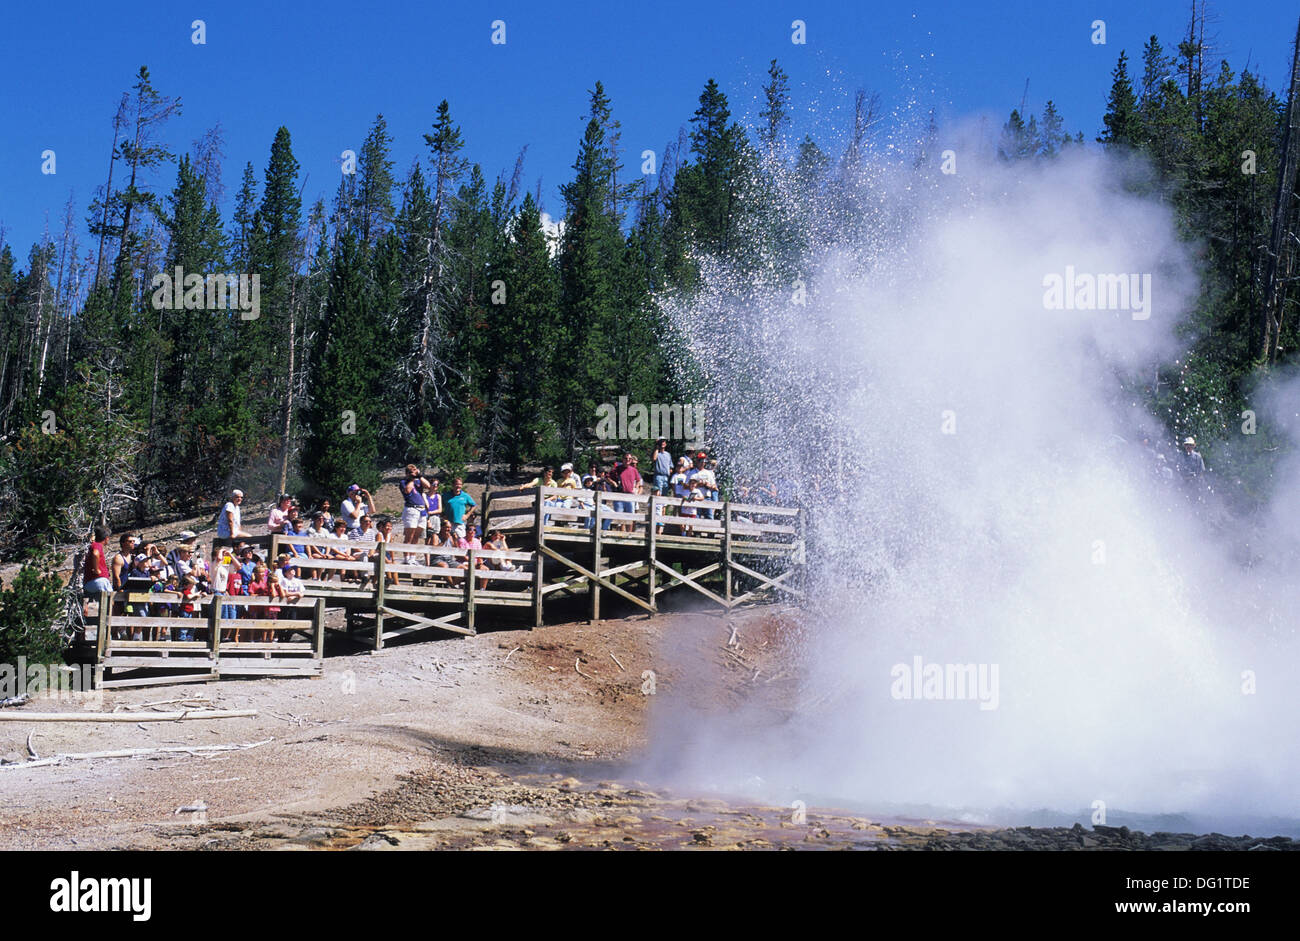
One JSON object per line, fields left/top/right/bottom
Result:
{"left": 617, "top": 454, "right": 643, "bottom": 532}
{"left": 82, "top": 525, "right": 113, "bottom": 616}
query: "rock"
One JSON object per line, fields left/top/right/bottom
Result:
{"left": 291, "top": 827, "right": 339, "bottom": 846}
{"left": 350, "top": 832, "right": 400, "bottom": 850}
{"left": 252, "top": 824, "right": 301, "bottom": 840}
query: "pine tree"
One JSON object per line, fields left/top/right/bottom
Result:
{"left": 1039, "top": 101, "right": 1065, "bottom": 157}
{"left": 664, "top": 78, "right": 751, "bottom": 285}
{"left": 301, "top": 231, "right": 382, "bottom": 497}
{"left": 1100, "top": 51, "right": 1143, "bottom": 148}
{"left": 355, "top": 114, "right": 397, "bottom": 246}
{"left": 556, "top": 85, "right": 630, "bottom": 452}
{"left": 759, "top": 59, "right": 791, "bottom": 160}
{"left": 413, "top": 100, "right": 469, "bottom": 428}
{"left": 245, "top": 127, "right": 304, "bottom": 470}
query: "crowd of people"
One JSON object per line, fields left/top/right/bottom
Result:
{"left": 526, "top": 440, "right": 738, "bottom": 535}
{"left": 82, "top": 526, "right": 307, "bottom": 642}
{"left": 81, "top": 440, "right": 787, "bottom": 636}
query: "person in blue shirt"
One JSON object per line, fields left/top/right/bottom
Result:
{"left": 444, "top": 477, "right": 477, "bottom": 529}
{"left": 651, "top": 439, "right": 673, "bottom": 496}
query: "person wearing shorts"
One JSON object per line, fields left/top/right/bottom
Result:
{"left": 400, "top": 464, "right": 433, "bottom": 546}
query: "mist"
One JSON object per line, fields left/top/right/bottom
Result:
{"left": 643, "top": 144, "right": 1300, "bottom": 833}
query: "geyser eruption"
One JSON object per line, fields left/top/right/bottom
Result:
{"left": 648, "top": 146, "right": 1300, "bottom": 832}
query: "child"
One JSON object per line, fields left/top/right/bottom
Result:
{"left": 679, "top": 478, "right": 704, "bottom": 536}
{"left": 248, "top": 562, "right": 280, "bottom": 643}
{"left": 177, "top": 575, "right": 201, "bottom": 642}
{"left": 370, "top": 517, "right": 399, "bottom": 586}
{"left": 223, "top": 552, "right": 244, "bottom": 641}
{"left": 280, "top": 563, "right": 304, "bottom": 637}
{"left": 149, "top": 563, "right": 175, "bottom": 641}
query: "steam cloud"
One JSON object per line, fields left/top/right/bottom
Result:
{"left": 646, "top": 144, "right": 1300, "bottom": 833}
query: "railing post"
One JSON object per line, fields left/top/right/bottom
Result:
{"left": 532, "top": 489, "right": 545, "bottom": 628}
{"left": 464, "top": 547, "right": 477, "bottom": 633}
{"left": 373, "top": 548, "right": 386, "bottom": 651}
{"left": 313, "top": 597, "right": 326, "bottom": 661}
{"left": 723, "top": 500, "right": 733, "bottom": 607}
{"left": 208, "top": 593, "right": 222, "bottom": 662}
{"left": 591, "top": 493, "right": 602, "bottom": 621}
{"left": 646, "top": 496, "right": 657, "bottom": 612}
{"left": 96, "top": 591, "right": 111, "bottom": 659}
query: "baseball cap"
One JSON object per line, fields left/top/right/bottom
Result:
{"left": 561, "top": 462, "right": 574, "bottom": 471}
{"left": 348, "top": 484, "right": 360, "bottom": 492}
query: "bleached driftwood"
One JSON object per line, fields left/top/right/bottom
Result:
{"left": 0, "top": 709, "right": 256, "bottom": 723}
{"left": 0, "top": 738, "right": 273, "bottom": 770}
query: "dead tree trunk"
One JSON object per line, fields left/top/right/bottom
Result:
{"left": 1259, "top": 18, "right": 1300, "bottom": 366}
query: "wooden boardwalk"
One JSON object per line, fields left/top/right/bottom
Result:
{"left": 83, "top": 486, "right": 803, "bottom": 688}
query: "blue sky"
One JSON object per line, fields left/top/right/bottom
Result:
{"left": 1, "top": 0, "right": 1295, "bottom": 259}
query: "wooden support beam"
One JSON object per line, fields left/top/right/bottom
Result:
{"left": 209, "top": 595, "right": 222, "bottom": 660}
{"left": 96, "top": 591, "right": 111, "bottom": 661}
{"left": 373, "top": 550, "right": 386, "bottom": 651}
{"left": 464, "top": 547, "right": 477, "bottom": 633}
{"left": 728, "top": 560, "right": 805, "bottom": 605}
{"left": 377, "top": 606, "right": 472, "bottom": 637}
{"left": 591, "top": 495, "right": 603, "bottom": 621}
{"left": 646, "top": 496, "right": 658, "bottom": 612}
{"left": 651, "top": 559, "right": 729, "bottom": 608}
{"left": 538, "top": 544, "right": 654, "bottom": 613}
{"left": 723, "top": 503, "right": 733, "bottom": 605}
{"left": 312, "top": 597, "right": 326, "bottom": 660}
{"left": 533, "top": 490, "right": 545, "bottom": 629}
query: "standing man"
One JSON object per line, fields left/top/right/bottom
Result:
{"left": 1179, "top": 436, "right": 1207, "bottom": 495}
{"left": 444, "top": 477, "right": 477, "bottom": 532}
{"left": 82, "top": 525, "right": 113, "bottom": 616}
{"left": 215, "top": 489, "right": 249, "bottom": 549}
{"left": 651, "top": 439, "right": 673, "bottom": 496}
{"left": 110, "top": 532, "right": 137, "bottom": 592}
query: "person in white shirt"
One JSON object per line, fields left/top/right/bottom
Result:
{"left": 216, "top": 489, "right": 250, "bottom": 547}
{"left": 341, "top": 484, "right": 373, "bottom": 533}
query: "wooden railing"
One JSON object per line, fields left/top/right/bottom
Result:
{"left": 92, "top": 590, "right": 325, "bottom": 688}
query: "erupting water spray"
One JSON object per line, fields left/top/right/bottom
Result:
{"left": 646, "top": 141, "right": 1300, "bottom": 832}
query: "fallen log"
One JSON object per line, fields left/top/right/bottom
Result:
{"left": 0, "top": 739, "right": 273, "bottom": 770}
{"left": 0, "top": 709, "right": 256, "bottom": 723}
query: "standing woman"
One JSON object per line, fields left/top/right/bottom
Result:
{"left": 401, "top": 465, "right": 433, "bottom": 547}
{"left": 423, "top": 478, "right": 442, "bottom": 537}
{"left": 267, "top": 493, "right": 293, "bottom": 533}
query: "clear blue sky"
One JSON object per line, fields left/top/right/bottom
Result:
{"left": 1, "top": 0, "right": 1295, "bottom": 259}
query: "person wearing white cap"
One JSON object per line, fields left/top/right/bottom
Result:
{"left": 557, "top": 463, "right": 580, "bottom": 490}
{"left": 1180, "top": 436, "right": 1206, "bottom": 479}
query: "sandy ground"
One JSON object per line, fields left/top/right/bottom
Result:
{"left": 5, "top": 601, "right": 1294, "bottom": 851}
{"left": 0, "top": 605, "right": 811, "bottom": 850}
